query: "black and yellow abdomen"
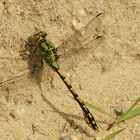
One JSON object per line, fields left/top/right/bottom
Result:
{"left": 56, "top": 69, "right": 98, "bottom": 130}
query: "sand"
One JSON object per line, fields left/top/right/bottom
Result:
{"left": 0, "top": 0, "right": 140, "bottom": 139}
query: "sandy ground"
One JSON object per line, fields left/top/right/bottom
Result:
{"left": 0, "top": 0, "right": 140, "bottom": 140}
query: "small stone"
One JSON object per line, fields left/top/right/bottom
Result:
{"left": 114, "top": 104, "right": 128, "bottom": 116}
{"left": 79, "top": 84, "right": 84, "bottom": 90}
{"left": 79, "top": 9, "right": 86, "bottom": 17}
{"left": 60, "top": 134, "right": 71, "bottom": 140}
{"left": 71, "top": 19, "right": 84, "bottom": 32}
{"left": 28, "top": 135, "right": 34, "bottom": 140}
{"left": 118, "top": 71, "right": 122, "bottom": 74}
{"left": 10, "top": 106, "right": 26, "bottom": 119}
{"left": 32, "top": 122, "right": 39, "bottom": 128}
{"left": 114, "top": 88, "right": 118, "bottom": 92}
{"left": 66, "top": 72, "right": 70, "bottom": 77}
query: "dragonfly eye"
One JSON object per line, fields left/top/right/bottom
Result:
{"left": 32, "top": 30, "right": 47, "bottom": 42}
{"left": 41, "top": 31, "right": 47, "bottom": 38}
{"left": 33, "top": 30, "right": 42, "bottom": 36}
{"left": 33, "top": 30, "right": 47, "bottom": 37}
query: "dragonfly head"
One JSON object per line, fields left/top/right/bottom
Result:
{"left": 32, "top": 30, "right": 47, "bottom": 41}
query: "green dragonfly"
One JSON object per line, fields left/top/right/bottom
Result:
{"left": 0, "top": 13, "right": 102, "bottom": 130}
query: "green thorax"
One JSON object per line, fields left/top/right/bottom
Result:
{"left": 32, "top": 31, "right": 59, "bottom": 70}
{"left": 40, "top": 39, "right": 59, "bottom": 70}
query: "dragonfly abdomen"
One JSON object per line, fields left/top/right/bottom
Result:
{"left": 56, "top": 69, "right": 98, "bottom": 130}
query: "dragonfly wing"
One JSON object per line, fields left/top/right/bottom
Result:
{"left": 0, "top": 42, "right": 53, "bottom": 92}
{"left": 56, "top": 13, "right": 102, "bottom": 53}
{"left": 57, "top": 13, "right": 103, "bottom": 70}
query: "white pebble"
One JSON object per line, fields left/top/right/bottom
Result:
{"left": 66, "top": 72, "right": 70, "bottom": 77}
{"left": 79, "top": 9, "right": 86, "bottom": 17}
{"left": 79, "top": 84, "right": 84, "bottom": 90}
{"left": 115, "top": 104, "right": 128, "bottom": 116}
{"left": 114, "top": 88, "right": 118, "bottom": 92}
{"left": 71, "top": 19, "right": 84, "bottom": 31}
{"left": 10, "top": 106, "right": 26, "bottom": 119}
{"left": 60, "top": 133, "right": 71, "bottom": 140}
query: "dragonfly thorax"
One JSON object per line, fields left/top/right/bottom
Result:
{"left": 41, "top": 46, "right": 59, "bottom": 70}
{"left": 32, "top": 30, "right": 59, "bottom": 70}
{"left": 38, "top": 40, "right": 59, "bottom": 70}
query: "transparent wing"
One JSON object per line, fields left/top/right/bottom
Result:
{"left": 57, "top": 12, "right": 102, "bottom": 54}
{"left": 57, "top": 13, "right": 103, "bottom": 70}
{"left": 0, "top": 40, "right": 49, "bottom": 89}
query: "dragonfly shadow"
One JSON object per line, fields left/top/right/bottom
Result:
{"left": 20, "top": 36, "right": 44, "bottom": 91}
{"left": 40, "top": 92, "right": 93, "bottom": 137}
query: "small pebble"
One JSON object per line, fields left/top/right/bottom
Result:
{"left": 66, "top": 72, "right": 70, "bottom": 77}
{"left": 32, "top": 122, "right": 39, "bottom": 129}
{"left": 79, "top": 84, "right": 84, "bottom": 90}
{"left": 114, "top": 104, "right": 128, "bottom": 116}
{"left": 28, "top": 135, "right": 34, "bottom": 140}
{"left": 60, "top": 133, "right": 71, "bottom": 140}
{"left": 79, "top": 9, "right": 86, "bottom": 17}
{"left": 60, "top": 136, "right": 71, "bottom": 140}
{"left": 10, "top": 106, "right": 26, "bottom": 119}
{"left": 60, "top": 134, "right": 79, "bottom": 140}
{"left": 71, "top": 19, "right": 84, "bottom": 31}
{"left": 114, "top": 88, "right": 118, "bottom": 92}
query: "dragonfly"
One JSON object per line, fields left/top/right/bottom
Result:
{"left": 0, "top": 13, "right": 103, "bottom": 130}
